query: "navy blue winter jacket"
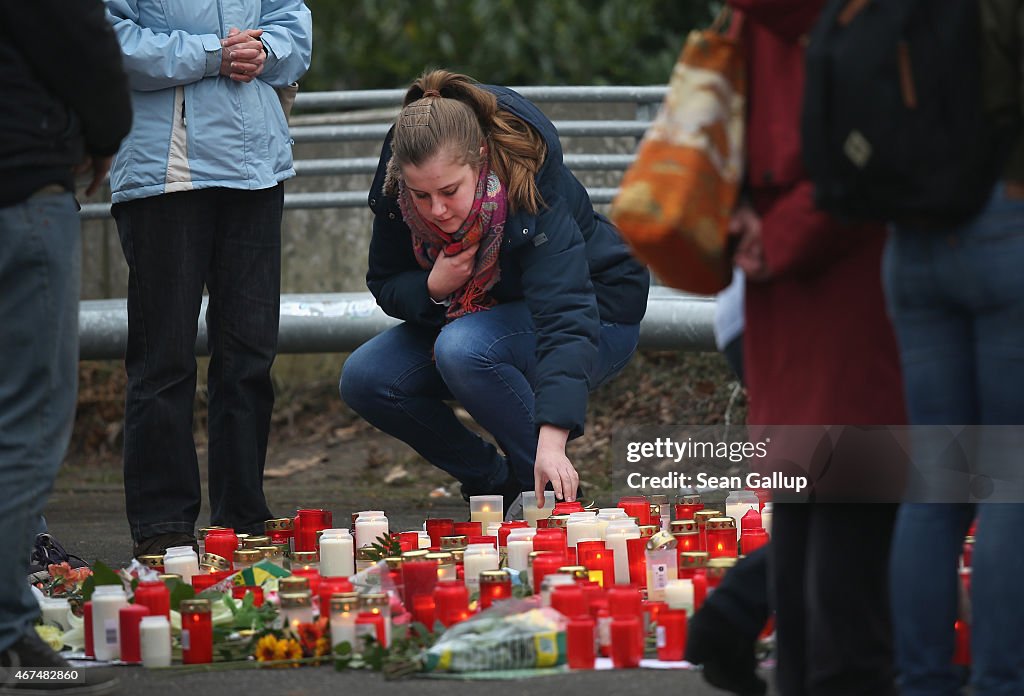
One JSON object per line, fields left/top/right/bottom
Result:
{"left": 365, "top": 85, "right": 650, "bottom": 438}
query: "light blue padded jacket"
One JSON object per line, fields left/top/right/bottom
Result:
{"left": 104, "top": 0, "right": 312, "bottom": 204}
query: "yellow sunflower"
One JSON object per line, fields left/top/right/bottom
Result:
{"left": 254, "top": 634, "right": 280, "bottom": 662}
{"left": 276, "top": 638, "right": 303, "bottom": 666}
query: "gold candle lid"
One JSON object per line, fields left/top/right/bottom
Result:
{"left": 638, "top": 525, "right": 659, "bottom": 538}
{"left": 330, "top": 593, "right": 359, "bottom": 612}
{"left": 480, "top": 569, "right": 510, "bottom": 585}
{"left": 679, "top": 551, "right": 709, "bottom": 569}
{"left": 199, "top": 553, "right": 230, "bottom": 571}
{"left": 242, "top": 535, "right": 271, "bottom": 549}
{"left": 649, "top": 494, "right": 669, "bottom": 505}
{"left": 676, "top": 493, "right": 702, "bottom": 506}
{"left": 670, "top": 519, "right": 698, "bottom": 534}
{"left": 265, "top": 518, "right": 294, "bottom": 532}
{"left": 449, "top": 548, "right": 465, "bottom": 564}
{"left": 360, "top": 593, "right": 389, "bottom": 609}
{"left": 279, "top": 592, "right": 312, "bottom": 609}
{"left": 292, "top": 550, "right": 319, "bottom": 564}
{"left": 157, "top": 573, "right": 182, "bottom": 583}
{"left": 547, "top": 515, "right": 570, "bottom": 528}
{"left": 137, "top": 554, "right": 164, "bottom": 568}
{"left": 706, "top": 517, "right": 737, "bottom": 531}
{"left": 179, "top": 598, "right": 211, "bottom": 614}
{"left": 356, "top": 547, "right": 377, "bottom": 562}
{"left": 278, "top": 576, "right": 310, "bottom": 593}
{"left": 195, "top": 528, "right": 228, "bottom": 544}
{"left": 646, "top": 530, "right": 678, "bottom": 551}
{"left": 707, "top": 556, "right": 737, "bottom": 568}
{"left": 440, "top": 535, "right": 468, "bottom": 550}
{"left": 693, "top": 510, "right": 722, "bottom": 525}
{"left": 383, "top": 556, "right": 404, "bottom": 571}
{"left": 233, "top": 549, "right": 262, "bottom": 564}
{"left": 425, "top": 551, "right": 453, "bottom": 565}
{"left": 255, "top": 546, "right": 283, "bottom": 561}
{"left": 235, "top": 533, "right": 250, "bottom": 544}
{"left": 649, "top": 503, "right": 661, "bottom": 516}
{"left": 557, "top": 565, "right": 589, "bottom": 580}
{"left": 401, "top": 549, "right": 430, "bottom": 560}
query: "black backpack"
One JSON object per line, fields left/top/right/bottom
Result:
{"left": 802, "top": 0, "right": 1008, "bottom": 227}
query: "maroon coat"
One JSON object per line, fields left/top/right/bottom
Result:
{"left": 729, "top": 0, "right": 906, "bottom": 426}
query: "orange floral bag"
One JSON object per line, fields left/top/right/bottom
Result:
{"left": 611, "top": 11, "right": 745, "bottom": 295}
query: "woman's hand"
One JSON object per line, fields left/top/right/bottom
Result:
{"left": 220, "top": 28, "right": 266, "bottom": 83}
{"left": 427, "top": 243, "right": 478, "bottom": 300}
{"left": 534, "top": 425, "right": 578, "bottom": 505}
{"left": 730, "top": 204, "right": 769, "bottom": 281}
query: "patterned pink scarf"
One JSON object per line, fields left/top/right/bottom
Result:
{"left": 398, "top": 160, "right": 507, "bottom": 321}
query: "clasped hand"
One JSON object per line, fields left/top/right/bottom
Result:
{"left": 427, "top": 243, "right": 478, "bottom": 300}
{"left": 220, "top": 27, "right": 265, "bottom": 83}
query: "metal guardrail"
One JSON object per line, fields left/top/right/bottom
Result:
{"left": 79, "top": 288, "right": 715, "bottom": 360}
{"left": 78, "top": 85, "right": 718, "bottom": 359}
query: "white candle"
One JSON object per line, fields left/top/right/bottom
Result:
{"left": 595, "top": 508, "right": 629, "bottom": 539}
{"left": 462, "top": 543, "right": 499, "bottom": 593}
{"left": 522, "top": 491, "right": 556, "bottom": 527}
{"left": 330, "top": 601, "right": 357, "bottom": 650}
{"left": 605, "top": 520, "right": 640, "bottom": 585}
{"left": 162, "top": 547, "right": 199, "bottom": 585}
{"left": 486, "top": 522, "right": 502, "bottom": 538}
{"left": 664, "top": 578, "right": 695, "bottom": 616}
{"left": 506, "top": 539, "right": 535, "bottom": 573}
{"left": 725, "top": 490, "right": 759, "bottom": 541}
{"left": 761, "top": 503, "right": 773, "bottom": 536}
{"left": 91, "top": 585, "right": 128, "bottom": 661}
{"left": 139, "top": 615, "right": 171, "bottom": 668}
{"left": 469, "top": 495, "right": 503, "bottom": 527}
{"left": 319, "top": 532, "right": 354, "bottom": 578}
{"left": 355, "top": 514, "right": 389, "bottom": 549}
{"left": 417, "top": 531, "right": 432, "bottom": 549}
{"left": 565, "top": 512, "right": 600, "bottom": 547}
{"left": 39, "top": 597, "right": 70, "bottom": 631}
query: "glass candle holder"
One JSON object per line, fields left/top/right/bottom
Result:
{"left": 706, "top": 517, "right": 738, "bottom": 559}
{"left": 693, "top": 510, "right": 722, "bottom": 552}
{"left": 469, "top": 495, "right": 503, "bottom": 526}
{"left": 425, "top": 518, "right": 455, "bottom": 548}
{"left": 741, "top": 528, "right": 770, "bottom": 555}
{"left": 426, "top": 551, "right": 456, "bottom": 582}
{"left": 533, "top": 528, "right": 567, "bottom": 557}
{"left": 279, "top": 592, "right": 314, "bottom": 633}
{"left": 91, "top": 586, "right": 127, "bottom": 661}
{"left": 196, "top": 526, "right": 228, "bottom": 556}
{"left": 265, "top": 517, "right": 295, "bottom": 547}
{"left": 607, "top": 584, "right": 643, "bottom": 620}
{"left": 678, "top": 551, "right": 709, "bottom": 579}
{"left": 296, "top": 508, "right": 333, "bottom": 553}
{"left": 433, "top": 580, "right": 470, "bottom": 627}
{"left": 740, "top": 507, "right": 763, "bottom": 534}
{"left": 586, "top": 549, "right": 615, "bottom": 588}
{"left": 521, "top": 490, "right": 556, "bottom": 527}
{"left": 462, "top": 544, "right": 499, "bottom": 593}
{"left": 553, "top": 501, "right": 585, "bottom": 515}
{"left": 498, "top": 521, "right": 528, "bottom": 547}
{"left": 394, "top": 531, "right": 420, "bottom": 553}
{"left": 617, "top": 496, "right": 651, "bottom": 526}
{"left": 610, "top": 615, "right": 643, "bottom": 668}
{"left": 118, "top": 604, "right": 148, "bottom": 664}
{"left": 479, "top": 570, "right": 512, "bottom": 609}
{"left": 355, "top": 611, "right": 387, "bottom": 645}
{"left": 626, "top": 536, "right": 648, "bottom": 588}
{"left": 290, "top": 567, "right": 321, "bottom": 596}
{"left": 505, "top": 530, "right": 537, "bottom": 572}
{"left": 411, "top": 594, "right": 436, "bottom": 631}
{"left": 551, "top": 584, "right": 588, "bottom": 619}
{"left": 531, "top": 552, "right": 567, "bottom": 595}
{"left": 673, "top": 493, "right": 703, "bottom": 521}
{"left": 139, "top": 615, "right": 171, "bottom": 668}
{"left": 645, "top": 531, "right": 679, "bottom": 602}
{"left": 162, "top": 546, "right": 199, "bottom": 585}
{"left": 291, "top": 550, "right": 320, "bottom": 573}
{"left": 656, "top": 608, "right": 687, "bottom": 662}
{"left": 440, "top": 535, "right": 468, "bottom": 551}
{"left": 319, "top": 576, "right": 353, "bottom": 617}
{"left": 242, "top": 535, "right": 271, "bottom": 549}
{"left": 453, "top": 521, "right": 482, "bottom": 537}
{"left": 233, "top": 548, "right": 262, "bottom": 571}
{"left": 136, "top": 554, "right": 165, "bottom": 574}
{"left": 576, "top": 539, "right": 606, "bottom": 566}
{"left": 133, "top": 580, "right": 170, "bottom": 618}
{"left": 401, "top": 550, "right": 437, "bottom": 604}
{"left": 319, "top": 529, "right": 354, "bottom": 578}
{"left": 180, "top": 598, "right": 213, "bottom": 664}
{"left": 203, "top": 529, "right": 238, "bottom": 569}
{"left": 360, "top": 592, "right": 392, "bottom": 647}
{"left": 329, "top": 593, "right": 359, "bottom": 649}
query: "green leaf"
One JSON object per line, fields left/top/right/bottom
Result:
{"left": 81, "top": 560, "right": 122, "bottom": 602}
{"left": 168, "top": 581, "right": 196, "bottom": 611}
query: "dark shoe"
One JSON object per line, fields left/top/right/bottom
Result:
{"left": 27, "top": 535, "right": 89, "bottom": 585}
{"left": 685, "top": 604, "right": 767, "bottom": 696}
{"left": 0, "top": 630, "right": 118, "bottom": 694}
{"left": 132, "top": 532, "right": 198, "bottom": 559}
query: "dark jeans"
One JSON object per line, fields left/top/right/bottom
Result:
{"left": 772, "top": 502, "right": 899, "bottom": 696}
{"left": 340, "top": 301, "right": 640, "bottom": 493}
{"left": 114, "top": 186, "right": 283, "bottom": 541}
{"left": 0, "top": 193, "right": 80, "bottom": 651}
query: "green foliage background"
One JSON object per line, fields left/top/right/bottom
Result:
{"left": 301, "top": 0, "right": 720, "bottom": 91}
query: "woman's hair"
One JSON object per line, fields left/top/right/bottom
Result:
{"left": 386, "top": 69, "right": 547, "bottom": 214}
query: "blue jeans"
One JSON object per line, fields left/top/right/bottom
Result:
{"left": 340, "top": 301, "right": 640, "bottom": 492}
{"left": 114, "top": 186, "right": 283, "bottom": 541}
{"left": 0, "top": 193, "right": 81, "bottom": 651}
{"left": 884, "top": 184, "right": 1024, "bottom": 696}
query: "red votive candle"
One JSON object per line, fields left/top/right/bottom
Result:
{"left": 553, "top": 501, "right": 584, "bottom": 515}
{"left": 133, "top": 580, "right": 170, "bottom": 618}
{"left": 118, "top": 604, "right": 148, "bottom": 664}
{"left": 740, "top": 507, "right": 762, "bottom": 533}
{"left": 656, "top": 608, "right": 687, "bottom": 661}
{"left": 291, "top": 567, "right": 321, "bottom": 596}
{"left": 576, "top": 540, "right": 606, "bottom": 566}
{"left": 532, "top": 552, "right": 566, "bottom": 595}
{"left": 433, "top": 580, "right": 470, "bottom": 627}
{"left": 479, "top": 570, "right": 512, "bottom": 609}
{"left": 180, "top": 599, "right": 213, "bottom": 664}
{"left": 586, "top": 549, "right": 615, "bottom": 588}
{"left": 618, "top": 496, "right": 651, "bottom": 525}
{"left": 741, "top": 529, "right": 769, "bottom": 555}
{"left": 626, "top": 536, "right": 648, "bottom": 587}
{"left": 706, "top": 518, "right": 738, "bottom": 559}
{"left": 953, "top": 619, "right": 971, "bottom": 666}
{"left": 318, "top": 576, "right": 351, "bottom": 614}
{"left": 607, "top": 585, "right": 643, "bottom": 620}
{"left": 295, "top": 508, "right": 332, "bottom": 553}
{"left": 402, "top": 554, "right": 438, "bottom": 604}
{"left": 467, "top": 535, "right": 497, "bottom": 548}
{"left": 83, "top": 601, "right": 94, "bottom": 658}
{"left": 425, "top": 518, "right": 455, "bottom": 548}
{"left": 533, "top": 528, "right": 567, "bottom": 557}
{"left": 551, "top": 585, "right": 588, "bottom": 619}
{"left": 567, "top": 616, "right": 596, "bottom": 669}
{"left": 392, "top": 531, "right": 419, "bottom": 552}
{"left": 355, "top": 611, "right": 387, "bottom": 644}
{"left": 610, "top": 616, "right": 643, "bottom": 668}
{"left": 644, "top": 600, "right": 668, "bottom": 634}
{"left": 203, "top": 529, "right": 238, "bottom": 569}
{"left": 498, "top": 521, "right": 528, "bottom": 547}
{"left": 412, "top": 594, "right": 436, "bottom": 630}
{"left": 453, "top": 521, "right": 482, "bottom": 537}
{"left": 673, "top": 531, "right": 700, "bottom": 555}
{"left": 191, "top": 570, "right": 231, "bottom": 593}
{"left": 693, "top": 569, "right": 708, "bottom": 611}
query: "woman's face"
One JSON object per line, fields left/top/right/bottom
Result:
{"left": 402, "top": 151, "right": 479, "bottom": 234}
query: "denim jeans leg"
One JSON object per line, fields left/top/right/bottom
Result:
{"left": 114, "top": 192, "right": 214, "bottom": 541}
{"left": 0, "top": 193, "right": 80, "bottom": 651}
{"left": 205, "top": 186, "right": 282, "bottom": 533}
{"left": 340, "top": 322, "right": 506, "bottom": 491}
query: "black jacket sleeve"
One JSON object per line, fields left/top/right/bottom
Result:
{"left": 365, "top": 208, "right": 446, "bottom": 327}
{"left": 6, "top": 0, "right": 132, "bottom": 155}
